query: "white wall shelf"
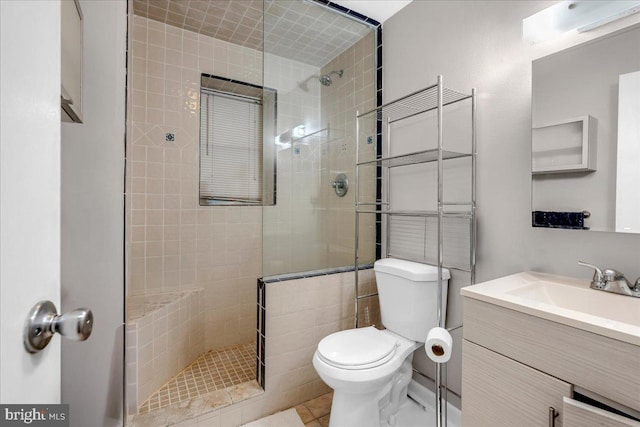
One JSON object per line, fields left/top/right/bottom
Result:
{"left": 532, "top": 115, "right": 597, "bottom": 174}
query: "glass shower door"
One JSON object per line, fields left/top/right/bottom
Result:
{"left": 262, "top": 0, "right": 376, "bottom": 278}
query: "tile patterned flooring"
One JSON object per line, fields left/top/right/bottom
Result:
{"left": 295, "top": 392, "right": 333, "bottom": 427}
{"left": 138, "top": 342, "right": 256, "bottom": 414}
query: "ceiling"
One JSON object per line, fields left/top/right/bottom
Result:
{"left": 332, "top": 0, "right": 413, "bottom": 23}
{"left": 133, "top": 0, "right": 373, "bottom": 67}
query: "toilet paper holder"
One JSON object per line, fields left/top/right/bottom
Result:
{"left": 425, "top": 325, "right": 458, "bottom": 363}
{"left": 425, "top": 324, "right": 462, "bottom": 363}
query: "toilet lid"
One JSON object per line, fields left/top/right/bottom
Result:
{"left": 317, "top": 327, "right": 398, "bottom": 369}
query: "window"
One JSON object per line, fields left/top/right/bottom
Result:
{"left": 199, "top": 74, "right": 276, "bottom": 206}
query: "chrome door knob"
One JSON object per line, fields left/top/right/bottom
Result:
{"left": 24, "top": 300, "right": 93, "bottom": 353}
{"left": 53, "top": 308, "right": 93, "bottom": 341}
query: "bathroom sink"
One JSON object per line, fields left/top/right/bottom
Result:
{"left": 461, "top": 271, "right": 640, "bottom": 345}
{"left": 507, "top": 281, "right": 640, "bottom": 326}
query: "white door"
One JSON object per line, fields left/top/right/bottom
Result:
{"left": 0, "top": 0, "right": 63, "bottom": 403}
{"left": 1, "top": 1, "right": 127, "bottom": 426}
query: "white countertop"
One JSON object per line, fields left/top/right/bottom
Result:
{"left": 461, "top": 271, "right": 640, "bottom": 346}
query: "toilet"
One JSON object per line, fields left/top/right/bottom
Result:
{"left": 312, "top": 258, "right": 450, "bottom": 427}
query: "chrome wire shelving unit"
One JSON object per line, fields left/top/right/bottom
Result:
{"left": 354, "top": 75, "right": 476, "bottom": 427}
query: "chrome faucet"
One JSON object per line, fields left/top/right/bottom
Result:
{"left": 578, "top": 261, "right": 640, "bottom": 298}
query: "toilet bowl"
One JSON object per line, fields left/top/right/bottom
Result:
{"left": 312, "top": 259, "right": 450, "bottom": 427}
{"left": 312, "top": 327, "right": 420, "bottom": 427}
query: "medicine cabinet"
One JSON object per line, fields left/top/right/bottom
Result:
{"left": 61, "top": 0, "right": 83, "bottom": 123}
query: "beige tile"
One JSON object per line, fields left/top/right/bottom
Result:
{"left": 304, "top": 392, "right": 333, "bottom": 419}
{"left": 204, "top": 389, "right": 232, "bottom": 411}
{"left": 227, "top": 381, "right": 263, "bottom": 403}
{"left": 318, "top": 414, "right": 330, "bottom": 427}
{"left": 295, "top": 405, "right": 315, "bottom": 424}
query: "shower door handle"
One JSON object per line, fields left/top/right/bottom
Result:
{"left": 24, "top": 300, "right": 93, "bottom": 353}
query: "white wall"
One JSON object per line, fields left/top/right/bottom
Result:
{"left": 61, "top": 1, "right": 127, "bottom": 425}
{"left": 384, "top": 0, "right": 640, "bottom": 400}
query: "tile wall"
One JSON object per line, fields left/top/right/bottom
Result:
{"left": 125, "top": 17, "right": 377, "bottom": 284}
{"left": 126, "top": 289, "right": 205, "bottom": 414}
{"left": 253, "top": 269, "right": 379, "bottom": 419}
{"left": 127, "top": 16, "right": 319, "bottom": 351}
{"left": 126, "top": 15, "right": 261, "bottom": 351}
{"left": 160, "top": 269, "right": 379, "bottom": 427}
{"left": 321, "top": 32, "right": 378, "bottom": 270}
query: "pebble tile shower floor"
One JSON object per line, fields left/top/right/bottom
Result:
{"left": 138, "top": 342, "right": 256, "bottom": 414}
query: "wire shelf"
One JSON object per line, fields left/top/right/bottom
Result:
{"left": 354, "top": 76, "right": 476, "bottom": 427}
{"left": 356, "top": 209, "right": 473, "bottom": 218}
{"left": 357, "top": 148, "right": 472, "bottom": 168}
{"left": 357, "top": 84, "right": 471, "bottom": 123}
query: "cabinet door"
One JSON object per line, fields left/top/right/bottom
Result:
{"left": 61, "top": 0, "right": 82, "bottom": 122}
{"left": 462, "top": 340, "right": 572, "bottom": 427}
{"left": 563, "top": 397, "right": 640, "bottom": 427}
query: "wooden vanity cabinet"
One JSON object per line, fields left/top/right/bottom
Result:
{"left": 463, "top": 340, "right": 571, "bottom": 426}
{"left": 563, "top": 397, "right": 640, "bottom": 427}
{"left": 462, "top": 298, "right": 640, "bottom": 427}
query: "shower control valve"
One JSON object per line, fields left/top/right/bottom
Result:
{"left": 332, "top": 173, "right": 349, "bottom": 197}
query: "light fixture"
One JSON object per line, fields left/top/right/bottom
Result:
{"left": 293, "top": 125, "right": 306, "bottom": 137}
{"left": 522, "top": 1, "right": 640, "bottom": 44}
{"left": 275, "top": 125, "right": 307, "bottom": 149}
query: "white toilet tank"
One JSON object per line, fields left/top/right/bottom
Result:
{"left": 374, "top": 258, "right": 450, "bottom": 342}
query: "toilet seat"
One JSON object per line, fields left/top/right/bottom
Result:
{"left": 317, "top": 327, "right": 398, "bottom": 370}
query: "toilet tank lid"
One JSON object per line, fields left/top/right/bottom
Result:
{"left": 374, "top": 259, "right": 450, "bottom": 281}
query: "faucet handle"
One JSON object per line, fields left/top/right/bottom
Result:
{"left": 603, "top": 269, "right": 617, "bottom": 282}
{"left": 602, "top": 268, "right": 630, "bottom": 282}
{"left": 578, "top": 261, "right": 605, "bottom": 288}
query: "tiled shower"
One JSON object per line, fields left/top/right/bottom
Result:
{"left": 124, "top": 0, "right": 379, "bottom": 423}
{"left": 126, "top": 10, "right": 265, "bottom": 415}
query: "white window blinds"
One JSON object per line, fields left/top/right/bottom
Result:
{"left": 200, "top": 90, "right": 263, "bottom": 204}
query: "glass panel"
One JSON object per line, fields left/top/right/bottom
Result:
{"left": 262, "top": 0, "right": 377, "bottom": 277}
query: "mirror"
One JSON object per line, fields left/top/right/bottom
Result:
{"left": 531, "top": 24, "right": 640, "bottom": 233}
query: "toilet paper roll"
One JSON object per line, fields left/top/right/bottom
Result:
{"left": 425, "top": 327, "right": 453, "bottom": 363}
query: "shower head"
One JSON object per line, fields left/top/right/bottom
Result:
{"left": 319, "top": 69, "right": 344, "bottom": 86}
